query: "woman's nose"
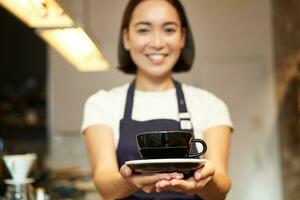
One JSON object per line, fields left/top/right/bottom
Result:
{"left": 149, "top": 32, "right": 165, "bottom": 49}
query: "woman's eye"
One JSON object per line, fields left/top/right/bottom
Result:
{"left": 137, "top": 28, "right": 149, "bottom": 34}
{"left": 164, "top": 28, "right": 176, "bottom": 34}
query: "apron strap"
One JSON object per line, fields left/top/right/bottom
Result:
{"left": 174, "top": 80, "right": 187, "bottom": 113}
{"left": 123, "top": 81, "right": 135, "bottom": 120}
{"left": 174, "top": 80, "right": 193, "bottom": 130}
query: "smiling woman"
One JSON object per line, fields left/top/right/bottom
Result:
{"left": 82, "top": 0, "right": 233, "bottom": 200}
{"left": 122, "top": 0, "right": 186, "bottom": 79}
{"left": 118, "top": 0, "right": 194, "bottom": 75}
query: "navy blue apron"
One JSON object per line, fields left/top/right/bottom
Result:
{"left": 116, "top": 80, "right": 202, "bottom": 200}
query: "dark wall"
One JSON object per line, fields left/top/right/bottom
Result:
{"left": 0, "top": 6, "right": 47, "bottom": 84}
{"left": 0, "top": 6, "right": 48, "bottom": 156}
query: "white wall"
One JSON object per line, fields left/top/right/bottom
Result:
{"left": 48, "top": 1, "right": 283, "bottom": 199}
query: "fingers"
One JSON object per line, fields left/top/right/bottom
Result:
{"left": 120, "top": 165, "right": 189, "bottom": 194}
{"left": 170, "top": 179, "right": 196, "bottom": 194}
{"left": 194, "top": 161, "right": 215, "bottom": 181}
{"left": 156, "top": 160, "right": 216, "bottom": 195}
{"left": 132, "top": 173, "right": 173, "bottom": 193}
{"left": 121, "top": 161, "right": 216, "bottom": 195}
{"left": 169, "top": 172, "right": 184, "bottom": 180}
{"left": 155, "top": 178, "right": 197, "bottom": 194}
{"left": 155, "top": 172, "right": 183, "bottom": 191}
{"left": 156, "top": 178, "right": 201, "bottom": 195}
{"left": 120, "top": 164, "right": 132, "bottom": 178}
{"left": 140, "top": 185, "right": 156, "bottom": 193}
{"left": 155, "top": 180, "right": 171, "bottom": 192}
{"left": 134, "top": 173, "right": 172, "bottom": 185}
{"left": 196, "top": 176, "right": 212, "bottom": 188}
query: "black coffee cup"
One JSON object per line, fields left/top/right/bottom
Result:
{"left": 136, "top": 131, "right": 207, "bottom": 159}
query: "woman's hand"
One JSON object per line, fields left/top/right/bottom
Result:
{"left": 120, "top": 164, "right": 184, "bottom": 193}
{"left": 154, "top": 159, "right": 215, "bottom": 194}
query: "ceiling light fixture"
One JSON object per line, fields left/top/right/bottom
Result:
{"left": 37, "top": 27, "right": 110, "bottom": 72}
{"left": 0, "top": 0, "right": 110, "bottom": 72}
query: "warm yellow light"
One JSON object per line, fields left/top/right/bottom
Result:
{"left": 1, "top": 0, "right": 110, "bottom": 72}
{"left": 37, "top": 27, "right": 110, "bottom": 72}
{"left": 0, "top": 0, "right": 74, "bottom": 28}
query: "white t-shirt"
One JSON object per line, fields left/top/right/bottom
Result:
{"left": 81, "top": 83, "right": 233, "bottom": 148}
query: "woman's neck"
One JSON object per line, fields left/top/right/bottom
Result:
{"left": 135, "top": 73, "right": 174, "bottom": 92}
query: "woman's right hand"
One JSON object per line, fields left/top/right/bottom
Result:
{"left": 120, "top": 164, "right": 183, "bottom": 193}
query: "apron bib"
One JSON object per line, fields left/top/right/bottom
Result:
{"left": 116, "top": 80, "right": 202, "bottom": 200}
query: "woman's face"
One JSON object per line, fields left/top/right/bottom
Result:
{"left": 123, "top": 0, "right": 185, "bottom": 79}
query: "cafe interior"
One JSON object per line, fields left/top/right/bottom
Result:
{"left": 0, "top": 0, "right": 299, "bottom": 200}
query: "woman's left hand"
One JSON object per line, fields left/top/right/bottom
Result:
{"left": 155, "top": 159, "right": 215, "bottom": 194}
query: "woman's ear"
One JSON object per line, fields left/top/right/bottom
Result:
{"left": 123, "top": 29, "right": 130, "bottom": 50}
{"left": 180, "top": 28, "right": 186, "bottom": 48}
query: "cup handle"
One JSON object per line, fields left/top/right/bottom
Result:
{"left": 188, "top": 138, "right": 207, "bottom": 158}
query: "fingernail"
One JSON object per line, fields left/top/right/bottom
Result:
{"left": 155, "top": 182, "right": 160, "bottom": 188}
{"left": 195, "top": 172, "right": 201, "bottom": 181}
{"left": 125, "top": 167, "right": 131, "bottom": 177}
{"left": 176, "top": 174, "right": 183, "bottom": 179}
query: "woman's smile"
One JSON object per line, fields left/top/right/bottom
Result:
{"left": 145, "top": 53, "right": 169, "bottom": 65}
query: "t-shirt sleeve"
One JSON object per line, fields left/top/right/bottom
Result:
{"left": 81, "top": 91, "right": 112, "bottom": 133}
{"left": 203, "top": 94, "right": 234, "bottom": 132}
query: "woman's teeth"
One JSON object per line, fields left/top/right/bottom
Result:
{"left": 147, "top": 54, "right": 166, "bottom": 64}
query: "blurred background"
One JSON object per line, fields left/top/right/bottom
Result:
{"left": 0, "top": 0, "right": 299, "bottom": 200}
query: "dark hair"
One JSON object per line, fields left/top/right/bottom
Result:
{"left": 118, "top": 0, "right": 195, "bottom": 74}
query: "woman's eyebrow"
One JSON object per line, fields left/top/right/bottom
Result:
{"left": 134, "top": 21, "right": 180, "bottom": 27}
{"left": 164, "top": 22, "right": 180, "bottom": 27}
{"left": 134, "top": 21, "right": 151, "bottom": 27}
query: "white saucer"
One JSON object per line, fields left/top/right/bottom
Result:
{"left": 125, "top": 158, "right": 204, "bottom": 174}
{"left": 4, "top": 178, "right": 34, "bottom": 185}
